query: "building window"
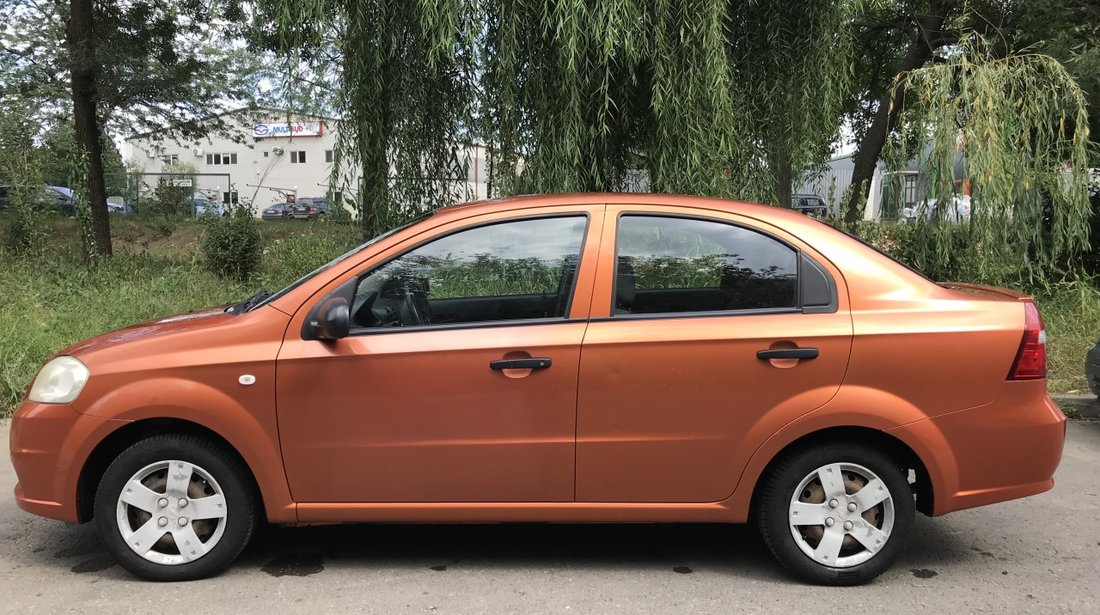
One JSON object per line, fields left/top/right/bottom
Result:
{"left": 263, "top": 151, "right": 269, "bottom": 158}
{"left": 160, "top": 154, "right": 179, "bottom": 165}
{"left": 223, "top": 191, "right": 239, "bottom": 204}
{"left": 205, "top": 153, "right": 238, "bottom": 165}
{"left": 325, "top": 150, "right": 334, "bottom": 163}
{"left": 291, "top": 151, "right": 307, "bottom": 164}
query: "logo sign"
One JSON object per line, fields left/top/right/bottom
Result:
{"left": 253, "top": 120, "right": 325, "bottom": 139}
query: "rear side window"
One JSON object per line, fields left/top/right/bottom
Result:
{"left": 614, "top": 215, "right": 798, "bottom": 315}
{"left": 352, "top": 216, "right": 587, "bottom": 329}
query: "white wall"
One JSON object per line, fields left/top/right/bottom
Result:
{"left": 124, "top": 109, "right": 490, "bottom": 216}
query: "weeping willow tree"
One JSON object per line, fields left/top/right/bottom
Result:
{"left": 883, "top": 34, "right": 1093, "bottom": 286}
{"left": 483, "top": 0, "right": 754, "bottom": 198}
{"left": 263, "top": 1, "right": 477, "bottom": 234}
{"left": 730, "top": 0, "right": 854, "bottom": 209}
{"left": 262, "top": 1, "right": 855, "bottom": 235}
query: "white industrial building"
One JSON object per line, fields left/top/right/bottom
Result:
{"left": 123, "top": 107, "right": 491, "bottom": 216}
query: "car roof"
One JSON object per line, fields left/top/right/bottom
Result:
{"left": 433, "top": 192, "right": 808, "bottom": 224}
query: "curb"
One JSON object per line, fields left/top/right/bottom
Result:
{"left": 1052, "top": 394, "right": 1100, "bottom": 419}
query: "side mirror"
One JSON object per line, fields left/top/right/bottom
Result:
{"left": 303, "top": 296, "right": 350, "bottom": 341}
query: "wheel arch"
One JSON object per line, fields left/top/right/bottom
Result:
{"left": 76, "top": 418, "right": 262, "bottom": 523}
{"left": 747, "top": 426, "right": 934, "bottom": 517}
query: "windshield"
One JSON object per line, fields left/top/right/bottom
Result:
{"left": 250, "top": 212, "right": 433, "bottom": 311}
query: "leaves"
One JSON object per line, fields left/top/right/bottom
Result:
{"left": 883, "top": 34, "right": 1093, "bottom": 287}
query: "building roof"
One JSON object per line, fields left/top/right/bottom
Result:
{"left": 124, "top": 106, "right": 341, "bottom": 141}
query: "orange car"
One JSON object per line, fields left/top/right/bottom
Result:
{"left": 10, "top": 194, "right": 1065, "bottom": 584}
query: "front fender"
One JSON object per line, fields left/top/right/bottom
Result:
{"left": 78, "top": 376, "right": 296, "bottom": 523}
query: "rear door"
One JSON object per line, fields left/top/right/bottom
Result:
{"left": 576, "top": 205, "right": 852, "bottom": 503}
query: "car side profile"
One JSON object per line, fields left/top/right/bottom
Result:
{"left": 10, "top": 194, "right": 1065, "bottom": 585}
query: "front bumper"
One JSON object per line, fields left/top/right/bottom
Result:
{"left": 890, "top": 380, "right": 1066, "bottom": 516}
{"left": 10, "top": 401, "right": 127, "bottom": 523}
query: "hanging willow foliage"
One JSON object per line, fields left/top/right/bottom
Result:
{"left": 730, "top": 0, "right": 854, "bottom": 207}
{"left": 261, "top": 0, "right": 854, "bottom": 235}
{"left": 883, "top": 34, "right": 1092, "bottom": 287}
{"left": 261, "top": 0, "right": 476, "bottom": 234}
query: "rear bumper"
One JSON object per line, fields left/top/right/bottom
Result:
{"left": 890, "top": 380, "right": 1066, "bottom": 516}
{"left": 10, "top": 401, "right": 127, "bottom": 523}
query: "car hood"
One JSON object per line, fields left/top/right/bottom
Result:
{"left": 59, "top": 306, "right": 235, "bottom": 358}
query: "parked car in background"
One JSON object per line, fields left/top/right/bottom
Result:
{"left": 902, "top": 195, "right": 972, "bottom": 223}
{"left": 107, "top": 200, "right": 133, "bottom": 216}
{"left": 1087, "top": 340, "right": 1100, "bottom": 398}
{"left": 10, "top": 194, "right": 1065, "bottom": 585}
{"left": 105, "top": 202, "right": 132, "bottom": 216}
{"left": 791, "top": 193, "right": 828, "bottom": 218}
{"left": 0, "top": 185, "right": 73, "bottom": 215}
{"left": 261, "top": 203, "right": 291, "bottom": 221}
{"left": 289, "top": 197, "right": 328, "bottom": 220}
{"left": 192, "top": 197, "right": 227, "bottom": 217}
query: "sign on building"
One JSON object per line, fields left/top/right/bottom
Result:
{"left": 252, "top": 120, "right": 325, "bottom": 139}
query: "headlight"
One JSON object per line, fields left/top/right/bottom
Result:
{"left": 28, "top": 356, "right": 90, "bottom": 404}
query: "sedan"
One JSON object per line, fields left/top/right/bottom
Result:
{"left": 261, "top": 203, "right": 290, "bottom": 221}
{"left": 288, "top": 199, "right": 327, "bottom": 220}
{"left": 10, "top": 194, "right": 1065, "bottom": 584}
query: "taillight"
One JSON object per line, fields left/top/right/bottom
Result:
{"left": 310, "top": 207, "right": 318, "bottom": 213}
{"left": 1007, "top": 300, "right": 1046, "bottom": 380}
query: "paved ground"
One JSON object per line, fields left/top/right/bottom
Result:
{"left": 1, "top": 421, "right": 1098, "bottom": 614}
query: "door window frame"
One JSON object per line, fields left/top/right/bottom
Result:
{"left": 332, "top": 212, "right": 594, "bottom": 337}
{"left": 605, "top": 212, "right": 837, "bottom": 322}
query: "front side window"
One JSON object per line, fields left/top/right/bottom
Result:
{"left": 351, "top": 216, "right": 587, "bottom": 329}
{"left": 614, "top": 215, "right": 797, "bottom": 315}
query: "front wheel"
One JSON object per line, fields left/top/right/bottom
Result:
{"left": 94, "top": 434, "right": 258, "bottom": 581}
{"left": 756, "top": 443, "right": 914, "bottom": 585}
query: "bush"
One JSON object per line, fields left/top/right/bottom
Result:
{"left": 2, "top": 187, "right": 51, "bottom": 257}
{"left": 148, "top": 182, "right": 191, "bottom": 218}
{"left": 324, "top": 199, "right": 354, "bottom": 225}
{"left": 259, "top": 224, "right": 361, "bottom": 289}
{"left": 201, "top": 208, "right": 262, "bottom": 280}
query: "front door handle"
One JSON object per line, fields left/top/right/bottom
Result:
{"left": 490, "top": 358, "right": 552, "bottom": 370}
{"left": 756, "top": 348, "right": 819, "bottom": 360}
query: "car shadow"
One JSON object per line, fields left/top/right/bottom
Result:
{"left": 20, "top": 512, "right": 976, "bottom": 582}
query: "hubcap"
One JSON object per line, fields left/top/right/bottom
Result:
{"left": 788, "top": 462, "right": 895, "bottom": 568}
{"left": 115, "top": 460, "right": 228, "bottom": 566}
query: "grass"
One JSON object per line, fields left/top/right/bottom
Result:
{"left": 1036, "top": 285, "right": 1100, "bottom": 396}
{"left": 0, "top": 217, "right": 360, "bottom": 415}
{"left": 0, "top": 216, "right": 1096, "bottom": 417}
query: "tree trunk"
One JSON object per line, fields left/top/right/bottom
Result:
{"left": 67, "top": 0, "right": 111, "bottom": 257}
{"left": 843, "top": 8, "right": 949, "bottom": 226}
{"left": 772, "top": 149, "right": 793, "bottom": 210}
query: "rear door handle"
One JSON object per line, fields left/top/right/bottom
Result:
{"left": 490, "top": 358, "right": 552, "bottom": 370}
{"left": 756, "top": 348, "right": 819, "bottom": 360}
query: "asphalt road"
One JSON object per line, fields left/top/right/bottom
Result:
{"left": 1, "top": 420, "right": 1098, "bottom": 614}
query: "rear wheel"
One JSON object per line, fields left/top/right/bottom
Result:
{"left": 94, "top": 434, "right": 257, "bottom": 581}
{"left": 756, "top": 443, "right": 914, "bottom": 585}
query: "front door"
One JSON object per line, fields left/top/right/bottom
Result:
{"left": 277, "top": 212, "right": 599, "bottom": 503}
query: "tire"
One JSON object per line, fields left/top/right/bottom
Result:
{"left": 756, "top": 442, "right": 914, "bottom": 586}
{"left": 93, "top": 434, "right": 258, "bottom": 581}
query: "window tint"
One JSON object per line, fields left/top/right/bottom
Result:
{"left": 614, "top": 215, "right": 797, "bottom": 315}
{"left": 352, "top": 216, "right": 587, "bottom": 329}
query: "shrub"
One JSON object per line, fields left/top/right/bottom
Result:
{"left": 201, "top": 207, "right": 262, "bottom": 280}
{"left": 2, "top": 186, "right": 51, "bottom": 257}
{"left": 260, "top": 224, "right": 361, "bottom": 289}
{"left": 324, "top": 199, "right": 354, "bottom": 225}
